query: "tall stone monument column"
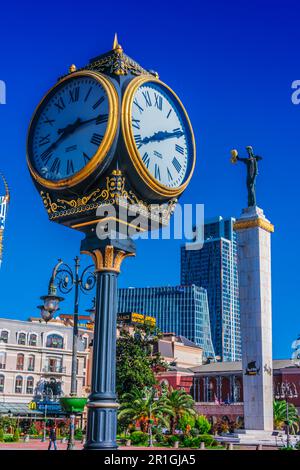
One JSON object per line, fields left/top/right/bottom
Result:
{"left": 234, "top": 206, "right": 274, "bottom": 431}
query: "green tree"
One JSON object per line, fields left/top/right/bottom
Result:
{"left": 116, "top": 326, "right": 167, "bottom": 397}
{"left": 13, "top": 428, "right": 20, "bottom": 442}
{"left": 165, "top": 387, "right": 196, "bottom": 434}
{"left": 118, "top": 386, "right": 173, "bottom": 445}
{"left": 195, "top": 415, "right": 211, "bottom": 434}
{"left": 178, "top": 412, "right": 196, "bottom": 434}
{"left": 273, "top": 400, "right": 299, "bottom": 433}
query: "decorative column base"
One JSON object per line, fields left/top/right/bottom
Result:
{"left": 81, "top": 235, "right": 135, "bottom": 450}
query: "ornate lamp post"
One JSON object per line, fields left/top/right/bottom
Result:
{"left": 38, "top": 256, "right": 95, "bottom": 450}
{"left": 275, "top": 381, "right": 298, "bottom": 447}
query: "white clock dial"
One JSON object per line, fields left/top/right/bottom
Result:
{"left": 131, "top": 82, "right": 192, "bottom": 189}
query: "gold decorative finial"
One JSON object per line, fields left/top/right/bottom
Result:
{"left": 69, "top": 64, "right": 77, "bottom": 73}
{"left": 230, "top": 149, "right": 238, "bottom": 164}
{"left": 112, "top": 33, "right": 123, "bottom": 53}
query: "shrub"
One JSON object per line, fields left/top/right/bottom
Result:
{"left": 168, "top": 435, "right": 180, "bottom": 445}
{"left": 178, "top": 413, "right": 196, "bottom": 433}
{"left": 4, "top": 434, "right": 14, "bottom": 442}
{"left": 29, "top": 423, "right": 38, "bottom": 436}
{"left": 13, "top": 428, "right": 20, "bottom": 442}
{"left": 0, "top": 428, "right": 4, "bottom": 442}
{"left": 74, "top": 428, "right": 83, "bottom": 440}
{"left": 182, "top": 436, "right": 194, "bottom": 448}
{"left": 130, "top": 431, "right": 148, "bottom": 445}
{"left": 190, "top": 428, "right": 199, "bottom": 437}
{"left": 195, "top": 415, "right": 211, "bottom": 434}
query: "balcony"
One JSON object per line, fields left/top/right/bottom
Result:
{"left": 42, "top": 366, "right": 66, "bottom": 374}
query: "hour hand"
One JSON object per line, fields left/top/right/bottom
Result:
{"left": 141, "top": 130, "right": 184, "bottom": 144}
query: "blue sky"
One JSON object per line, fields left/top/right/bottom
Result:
{"left": 0, "top": 0, "right": 299, "bottom": 359}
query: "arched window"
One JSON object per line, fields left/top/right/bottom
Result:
{"left": 0, "top": 374, "right": 4, "bottom": 393}
{"left": 0, "top": 352, "right": 6, "bottom": 370}
{"left": 28, "top": 355, "right": 35, "bottom": 372}
{"left": 17, "top": 332, "right": 26, "bottom": 345}
{"left": 16, "top": 353, "right": 24, "bottom": 370}
{"left": 26, "top": 377, "right": 34, "bottom": 394}
{"left": 82, "top": 335, "right": 88, "bottom": 350}
{"left": 46, "top": 334, "right": 64, "bottom": 349}
{"left": 15, "top": 376, "right": 23, "bottom": 394}
{"left": 29, "top": 334, "right": 37, "bottom": 347}
{"left": 0, "top": 330, "right": 9, "bottom": 343}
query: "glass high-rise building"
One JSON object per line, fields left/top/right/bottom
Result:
{"left": 118, "top": 285, "right": 215, "bottom": 359}
{"left": 180, "top": 216, "right": 241, "bottom": 361}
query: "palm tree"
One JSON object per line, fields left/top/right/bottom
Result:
{"left": 273, "top": 400, "right": 299, "bottom": 434}
{"left": 165, "top": 387, "right": 196, "bottom": 434}
{"left": 119, "top": 387, "right": 174, "bottom": 446}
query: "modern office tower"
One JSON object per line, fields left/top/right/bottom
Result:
{"left": 118, "top": 285, "right": 215, "bottom": 359}
{"left": 180, "top": 216, "right": 241, "bottom": 361}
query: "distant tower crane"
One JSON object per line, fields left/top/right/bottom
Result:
{"left": 0, "top": 173, "right": 10, "bottom": 267}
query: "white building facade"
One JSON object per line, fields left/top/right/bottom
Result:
{"left": 0, "top": 318, "right": 90, "bottom": 405}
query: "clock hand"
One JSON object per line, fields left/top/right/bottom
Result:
{"left": 141, "top": 130, "right": 184, "bottom": 145}
{"left": 57, "top": 114, "right": 106, "bottom": 135}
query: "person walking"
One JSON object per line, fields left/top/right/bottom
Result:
{"left": 48, "top": 425, "right": 58, "bottom": 450}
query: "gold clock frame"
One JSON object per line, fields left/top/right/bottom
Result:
{"left": 26, "top": 70, "right": 119, "bottom": 190}
{"left": 121, "top": 76, "right": 196, "bottom": 198}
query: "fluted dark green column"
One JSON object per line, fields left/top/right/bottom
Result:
{"left": 81, "top": 235, "right": 135, "bottom": 450}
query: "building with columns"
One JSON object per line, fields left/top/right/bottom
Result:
{"left": 0, "top": 318, "right": 90, "bottom": 406}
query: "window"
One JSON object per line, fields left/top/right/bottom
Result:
{"left": 0, "top": 330, "right": 8, "bottom": 343}
{"left": 26, "top": 377, "right": 34, "bottom": 394}
{"left": 29, "top": 334, "right": 37, "bottom": 347}
{"left": 0, "top": 352, "right": 6, "bottom": 370}
{"left": 18, "top": 333, "right": 26, "bottom": 345}
{"left": 16, "top": 353, "right": 24, "bottom": 370}
{"left": 46, "top": 334, "right": 64, "bottom": 349}
{"left": 0, "top": 374, "right": 4, "bottom": 392}
{"left": 82, "top": 336, "right": 88, "bottom": 350}
{"left": 76, "top": 359, "right": 79, "bottom": 374}
{"left": 28, "top": 355, "right": 35, "bottom": 372}
{"left": 15, "top": 376, "right": 23, "bottom": 394}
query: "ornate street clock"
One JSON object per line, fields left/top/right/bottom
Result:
{"left": 26, "top": 37, "right": 196, "bottom": 233}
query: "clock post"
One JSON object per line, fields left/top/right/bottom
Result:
{"left": 81, "top": 236, "right": 135, "bottom": 449}
{"left": 26, "top": 35, "right": 196, "bottom": 450}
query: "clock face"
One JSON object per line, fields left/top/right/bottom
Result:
{"left": 130, "top": 81, "right": 194, "bottom": 190}
{"left": 27, "top": 72, "right": 117, "bottom": 188}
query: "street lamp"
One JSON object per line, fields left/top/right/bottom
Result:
{"left": 38, "top": 257, "right": 96, "bottom": 450}
{"left": 275, "top": 381, "right": 298, "bottom": 447}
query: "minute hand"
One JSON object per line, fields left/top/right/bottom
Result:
{"left": 141, "top": 130, "right": 184, "bottom": 145}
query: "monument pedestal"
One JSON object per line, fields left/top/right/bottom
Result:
{"left": 234, "top": 206, "right": 274, "bottom": 432}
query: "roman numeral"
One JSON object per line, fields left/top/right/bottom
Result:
{"left": 90, "top": 133, "right": 103, "bottom": 146}
{"left": 154, "top": 150, "right": 162, "bottom": 159}
{"left": 84, "top": 87, "right": 92, "bottom": 102}
{"left": 83, "top": 152, "right": 90, "bottom": 164}
{"left": 133, "top": 99, "right": 144, "bottom": 114}
{"left": 96, "top": 114, "right": 108, "bottom": 125}
{"left": 167, "top": 109, "right": 172, "bottom": 119}
{"left": 69, "top": 87, "right": 80, "bottom": 102}
{"left": 92, "top": 96, "right": 105, "bottom": 110}
{"left": 40, "top": 148, "right": 53, "bottom": 164}
{"left": 154, "top": 93, "right": 163, "bottom": 110}
{"left": 134, "top": 134, "right": 142, "bottom": 148}
{"left": 67, "top": 159, "right": 74, "bottom": 175}
{"left": 167, "top": 168, "right": 173, "bottom": 181}
{"left": 142, "top": 91, "right": 152, "bottom": 107}
{"left": 175, "top": 144, "right": 184, "bottom": 155}
{"left": 132, "top": 118, "right": 140, "bottom": 130}
{"left": 50, "top": 158, "right": 61, "bottom": 174}
{"left": 172, "top": 156, "right": 182, "bottom": 173}
{"left": 142, "top": 152, "right": 150, "bottom": 168}
{"left": 39, "top": 134, "right": 51, "bottom": 147}
{"left": 155, "top": 164, "right": 161, "bottom": 181}
{"left": 54, "top": 97, "right": 65, "bottom": 112}
{"left": 65, "top": 145, "right": 77, "bottom": 153}
{"left": 43, "top": 116, "right": 55, "bottom": 126}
